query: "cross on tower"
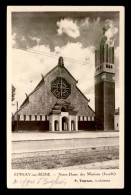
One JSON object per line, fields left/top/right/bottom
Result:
{"left": 102, "top": 26, "right": 106, "bottom": 35}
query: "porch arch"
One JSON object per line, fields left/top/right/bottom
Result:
{"left": 62, "top": 116, "right": 68, "bottom": 131}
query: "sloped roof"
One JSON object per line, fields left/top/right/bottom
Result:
{"left": 19, "top": 64, "right": 77, "bottom": 109}
{"left": 19, "top": 65, "right": 58, "bottom": 109}
{"left": 76, "top": 86, "right": 90, "bottom": 103}
{"left": 18, "top": 63, "right": 92, "bottom": 113}
{"left": 20, "top": 96, "right": 29, "bottom": 108}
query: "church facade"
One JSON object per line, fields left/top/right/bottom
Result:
{"left": 12, "top": 29, "right": 116, "bottom": 132}
{"left": 12, "top": 57, "right": 95, "bottom": 131}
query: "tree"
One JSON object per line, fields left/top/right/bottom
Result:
{"left": 12, "top": 84, "right": 16, "bottom": 102}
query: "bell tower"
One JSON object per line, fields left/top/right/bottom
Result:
{"left": 95, "top": 28, "right": 115, "bottom": 130}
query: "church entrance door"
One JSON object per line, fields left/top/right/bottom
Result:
{"left": 62, "top": 117, "right": 68, "bottom": 131}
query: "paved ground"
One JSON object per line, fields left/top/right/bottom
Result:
{"left": 11, "top": 131, "right": 119, "bottom": 170}
{"left": 12, "top": 131, "right": 119, "bottom": 141}
{"left": 12, "top": 137, "right": 119, "bottom": 153}
{"left": 56, "top": 160, "right": 119, "bottom": 169}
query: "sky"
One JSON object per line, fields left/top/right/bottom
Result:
{"left": 11, "top": 11, "right": 119, "bottom": 113}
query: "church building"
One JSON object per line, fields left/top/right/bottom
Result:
{"left": 12, "top": 56, "right": 95, "bottom": 131}
{"left": 12, "top": 28, "right": 116, "bottom": 132}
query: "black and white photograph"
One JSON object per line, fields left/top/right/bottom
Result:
{"left": 7, "top": 6, "right": 124, "bottom": 189}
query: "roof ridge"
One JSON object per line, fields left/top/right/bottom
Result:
{"left": 63, "top": 66, "right": 77, "bottom": 82}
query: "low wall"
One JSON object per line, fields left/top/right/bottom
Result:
{"left": 78, "top": 121, "right": 96, "bottom": 130}
{"left": 12, "top": 121, "right": 96, "bottom": 131}
{"left": 12, "top": 121, "right": 49, "bottom": 131}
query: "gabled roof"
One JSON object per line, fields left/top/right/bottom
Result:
{"left": 88, "top": 105, "right": 95, "bottom": 114}
{"left": 63, "top": 66, "right": 77, "bottom": 83}
{"left": 20, "top": 96, "right": 29, "bottom": 108}
{"left": 17, "top": 63, "right": 92, "bottom": 113}
{"left": 19, "top": 64, "right": 77, "bottom": 109}
{"left": 76, "top": 86, "right": 90, "bottom": 102}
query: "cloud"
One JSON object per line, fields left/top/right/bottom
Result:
{"left": 11, "top": 16, "right": 119, "bottom": 113}
{"left": 94, "top": 17, "right": 100, "bottom": 25}
{"left": 12, "top": 33, "right": 17, "bottom": 47}
{"left": 104, "top": 20, "right": 118, "bottom": 46}
{"left": 29, "top": 36, "right": 41, "bottom": 44}
{"left": 11, "top": 39, "right": 119, "bottom": 113}
{"left": 56, "top": 18, "right": 80, "bottom": 38}
{"left": 81, "top": 17, "right": 90, "bottom": 27}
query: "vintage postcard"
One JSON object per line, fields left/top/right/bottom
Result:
{"left": 7, "top": 6, "right": 124, "bottom": 189}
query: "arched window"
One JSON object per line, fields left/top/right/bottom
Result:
{"left": 62, "top": 117, "right": 68, "bottom": 131}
